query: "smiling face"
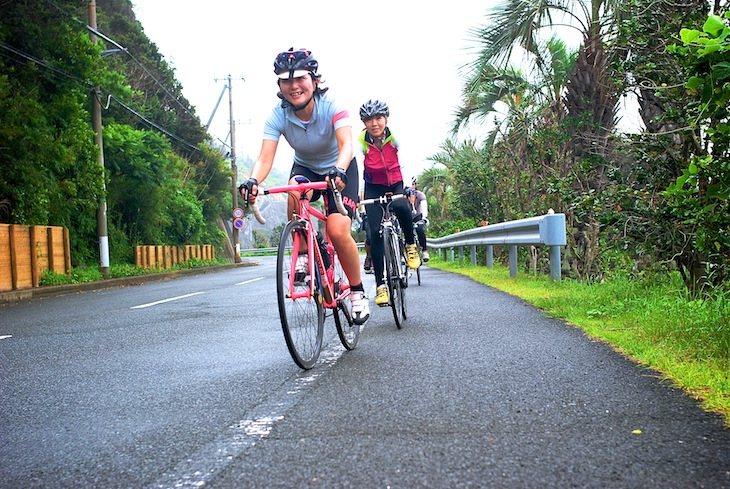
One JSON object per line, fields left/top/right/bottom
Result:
{"left": 278, "top": 73, "right": 315, "bottom": 107}
{"left": 363, "top": 114, "right": 387, "bottom": 139}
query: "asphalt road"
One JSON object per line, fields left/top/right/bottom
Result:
{"left": 1, "top": 257, "right": 728, "bottom": 488}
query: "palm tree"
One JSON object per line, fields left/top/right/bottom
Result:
{"left": 453, "top": 35, "right": 577, "bottom": 221}
{"left": 472, "top": 0, "right": 624, "bottom": 157}
{"left": 461, "top": 0, "right": 627, "bottom": 278}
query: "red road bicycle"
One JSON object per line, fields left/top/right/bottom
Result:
{"left": 247, "top": 177, "right": 359, "bottom": 369}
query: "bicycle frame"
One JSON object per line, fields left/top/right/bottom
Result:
{"left": 250, "top": 180, "right": 349, "bottom": 308}
{"left": 361, "top": 193, "right": 406, "bottom": 269}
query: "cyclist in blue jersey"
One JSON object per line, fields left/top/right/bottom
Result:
{"left": 240, "top": 48, "right": 369, "bottom": 325}
{"left": 358, "top": 99, "right": 420, "bottom": 307}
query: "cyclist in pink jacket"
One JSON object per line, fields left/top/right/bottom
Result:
{"left": 358, "top": 99, "right": 420, "bottom": 307}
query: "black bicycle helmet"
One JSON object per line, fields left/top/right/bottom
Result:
{"left": 274, "top": 48, "right": 318, "bottom": 79}
{"left": 359, "top": 99, "right": 389, "bottom": 120}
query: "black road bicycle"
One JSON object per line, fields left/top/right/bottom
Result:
{"left": 360, "top": 193, "right": 408, "bottom": 328}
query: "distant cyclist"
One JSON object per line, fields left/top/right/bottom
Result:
{"left": 358, "top": 99, "right": 420, "bottom": 307}
{"left": 240, "top": 48, "right": 370, "bottom": 325}
{"left": 406, "top": 179, "right": 430, "bottom": 262}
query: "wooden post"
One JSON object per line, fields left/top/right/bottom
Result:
{"left": 30, "top": 226, "right": 39, "bottom": 287}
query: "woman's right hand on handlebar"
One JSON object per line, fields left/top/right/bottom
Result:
{"left": 238, "top": 177, "right": 259, "bottom": 205}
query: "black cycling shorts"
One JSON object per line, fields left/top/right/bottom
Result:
{"left": 290, "top": 158, "right": 359, "bottom": 219}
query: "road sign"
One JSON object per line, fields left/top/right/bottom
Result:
{"left": 233, "top": 217, "right": 245, "bottom": 230}
{"left": 233, "top": 207, "right": 244, "bottom": 219}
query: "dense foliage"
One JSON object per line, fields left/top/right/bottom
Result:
{"left": 420, "top": 0, "right": 728, "bottom": 294}
{"left": 0, "top": 0, "right": 232, "bottom": 266}
{"left": 2, "top": 0, "right": 728, "bottom": 293}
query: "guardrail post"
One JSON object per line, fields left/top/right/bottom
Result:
{"left": 509, "top": 245, "right": 517, "bottom": 278}
{"left": 470, "top": 246, "right": 476, "bottom": 265}
{"left": 550, "top": 245, "right": 561, "bottom": 281}
{"left": 449, "top": 247, "right": 454, "bottom": 261}
{"left": 486, "top": 245, "right": 493, "bottom": 269}
{"left": 458, "top": 246, "right": 464, "bottom": 262}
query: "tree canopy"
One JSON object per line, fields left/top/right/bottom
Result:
{"left": 422, "top": 0, "right": 728, "bottom": 292}
{"left": 0, "top": 0, "right": 232, "bottom": 265}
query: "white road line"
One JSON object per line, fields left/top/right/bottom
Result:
{"left": 148, "top": 344, "right": 346, "bottom": 489}
{"left": 131, "top": 292, "right": 205, "bottom": 309}
{"left": 235, "top": 277, "right": 265, "bottom": 286}
{"left": 0, "top": 335, "right": 12, "bottom": 340}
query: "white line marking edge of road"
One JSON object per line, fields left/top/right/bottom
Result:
{"left": 235, "top": 277, "right": 265, "bottom": 286}
{"left": 131, "top": 291, "right": 205, "bottom": 309}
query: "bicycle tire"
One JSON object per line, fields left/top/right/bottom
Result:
{"left": 397, "top": 236, "right": 409, "bottom": 319}
{"left": 277, "top": 220, "right": 324, "bottom": 369}
{"left": 416, "top": 243, "right": 422, "bottom": 286}
{"left": 332, "top": 250, "right": 359, "bottom": 350}
{"left": 383, "top": 226, "right": 405, "bottom": 329}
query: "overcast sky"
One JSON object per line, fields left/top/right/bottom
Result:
{"left": 131, "top": 1, "right": 492, "bottom": 182}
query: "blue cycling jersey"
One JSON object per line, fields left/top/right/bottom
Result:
{"left": 263, "top": 93, "right": 352, "bottom": 174}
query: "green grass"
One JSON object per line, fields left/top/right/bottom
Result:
{"left": 427, "top": 257, "right": 730, "bottom": 426}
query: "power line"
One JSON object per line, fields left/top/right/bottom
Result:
{"left": 41, "top": 0, "right": 196, "bottom": 119}
{"left": 0, "top": 41, "right": 200, "bottom": 152}
{"left": 108, "top": 95, "right": 199, "bottom": 151}
{"left": 0, "top": 41, "right": 91, "bottom": 87}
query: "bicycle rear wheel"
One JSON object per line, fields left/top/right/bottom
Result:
{"left": 383, "top": 227, "right": 406, "bottom": 329}
{"left": 277, "top": 220, "right": 324, "bottom": 369}
{"left": 332, "top": 250, "right": 359, "bottom": 350}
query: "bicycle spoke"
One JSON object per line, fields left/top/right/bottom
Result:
{"left": 332, "top": 250, "right": 359, "bottom": 350}
{"left": 277, "top": 220, "right": 324, "bottom": 369}
{"left": 384, "top": 227, "right": 405, "bottom": 329}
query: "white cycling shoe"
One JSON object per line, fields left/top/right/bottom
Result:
{"left": 350, "top": 291, "right": 370, "bottom": 325}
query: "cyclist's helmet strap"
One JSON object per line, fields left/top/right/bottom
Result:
{"left": 274, "top": 48, "right": 318, "bottom": 79}
{"left": 359, "top": 99, "right": 390, "bottom": 121}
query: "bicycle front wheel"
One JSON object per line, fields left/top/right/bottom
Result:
{"left": 383, "top": 227, "right": 406, "bottom": 329}
{"left": 277, "top": 220, "right": 324, "bottom": 370}
{"left": 332, "top": 250, "right": 359, "bottom": 350}
{"left": 397, "top": 237, "right": 409, "bottom": 319}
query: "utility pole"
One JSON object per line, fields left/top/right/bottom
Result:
{"left": 89, "top": 0, "right": 110, "bottom": 277}
{"left": 228, "top": 74, "right": 241, "bottom": 263}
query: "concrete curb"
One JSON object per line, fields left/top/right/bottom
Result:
{"left": 0, "top": 261, "right": 259, "bottom": 305}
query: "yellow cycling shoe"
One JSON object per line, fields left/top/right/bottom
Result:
{"left": 405, "top": 244, "right": 421, "bottom": 269}
{"left": 375, "top": 284, "right": 389, "bottom": 306}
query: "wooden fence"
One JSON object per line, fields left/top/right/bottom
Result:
{"left": 0, "top": 224, "right": 71, "bottom": 292}
{"left": 134, "top": 244, "right": 214, "bottom": 269}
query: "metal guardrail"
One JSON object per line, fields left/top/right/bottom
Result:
{"left": 240, "top": 247, "right": 278, "bottom": 255}
{"left": 240, "top": 243, "right": 366, "bottom": 256}
{"left": 240, "top": 215, "right": 566, "bottom": 281}
{"left": 426, "top": 213, "right": 566, "bottom": 281}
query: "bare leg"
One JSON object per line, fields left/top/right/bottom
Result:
{"left": 327, "top": 212, "right": 362, "bottom": 287}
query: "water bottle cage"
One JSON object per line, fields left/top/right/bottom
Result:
{"left": 315, "top": 232, "right": 331, "bottom": 271}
